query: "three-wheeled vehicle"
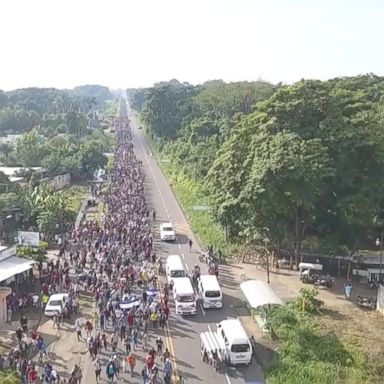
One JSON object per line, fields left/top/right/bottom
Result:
{"left": 299, "top": 262, "right": 335, "bottom": 288}
{"left": 299, "top": 262, "right": 323, "bottom": 282}
{"left": 366, "top": 268, "right": 384, "bottom": 289}
{"left": 299, "top": 263, "right": 323, "bottom": 277}
{"left": 200, "top": 329, "right": 224, "bottom": 372}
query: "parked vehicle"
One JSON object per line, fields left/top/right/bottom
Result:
{"left": 299, "top": 262, "right": 323, "bottom": 279}
{"left": 299, "top": 262, "right": 334, "bottom": 288}
{"left": 44, "top": 293, "right": 69, "bottom": 317}
{"left": 198, "top": 275, "right": 223, "bottom": 309}
{"left": 200, "top": 329, "right": 225, "bottom": 372}
{"left": 160, "top": 222, "right": 176, "bottom": 241}
{"left": 356, "top": 295, "right": 377, "bottom": 310}
{"left": 215, "top": 319, "right": 252, "bottom": 365}
{"left": 166, "top": 255, "right": 186, "bottom": 286}
{"left": 173, "top": 277, "right": 197, "bottom": 315}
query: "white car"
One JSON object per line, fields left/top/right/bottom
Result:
{"left": 160, "top": 222, "right": 176, "bottom": 241}
{"left": 44, "top": 293, "right": 69, "bottom": 317}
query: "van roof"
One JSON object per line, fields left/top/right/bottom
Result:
{"left": 166, "top": 255, "right": 183, "bottom": 267}
{"left": 49, "top": 293, "right": 68, "bottom": 300}
{"left": 199, "top": 275, "right": 221, "bottom": 291}
{"left": 218, "top": 319, "right": 249, "bottom": 341}
{"left": 173, "top": 277, "right": 194, "bottom": 294}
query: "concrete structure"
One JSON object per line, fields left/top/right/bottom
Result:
{"left": 0, "top": 166, "right": 43, "bottom": 183}
{"left": 40, "top": 173, "right": 71, "bottom": 191}
{"left": 0, "top": 246, "right": 35, "bottom": 289}
{"left": 0, "top": 286, "right": 12, "bottom": 324}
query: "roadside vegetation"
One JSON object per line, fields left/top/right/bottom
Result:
{"left": 128, "top": 76, "right": 384, "bottom": 263}
{"left": 266, "top": 289, "right": 382, "bottom": 384}
{"left": 0, "top": 86, "right": 115, "bottom": 241}
{"left": 128, "top": 76, "right": 384, "bottom": 384}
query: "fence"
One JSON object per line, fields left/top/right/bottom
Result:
{"left": 40, "top": 173, "right": 71, "bottom": 191}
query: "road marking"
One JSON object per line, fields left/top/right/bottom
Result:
{"left": 181, "top": 253, "right": 185, "bottom": 259}
{"left": 185, "top": 264, "right": 189, "bottom": 271}
{"left": 131, "top": 109, "right": 179, "bottom": 380}
{"left": 177, "top": 243, "right": 181, "bottom": 250}
{"left": 136, "top": 123, "right": 171, "bottom": 221}
{"left": 225, "top": 372, "right": 232, "bottom": 384}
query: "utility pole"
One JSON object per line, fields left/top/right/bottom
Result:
{"left": 264, "top": 238, "right": 270, "bottom": 284}
{"left": 376, "top": 231, "right": 383, "bottom": 284}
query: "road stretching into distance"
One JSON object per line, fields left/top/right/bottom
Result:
{"left": 127, "top": 103, "right": 264, "bottom": 384}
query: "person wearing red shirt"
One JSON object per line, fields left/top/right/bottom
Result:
{"left": 146, "top": 353, "right": 154, "bottom": 371}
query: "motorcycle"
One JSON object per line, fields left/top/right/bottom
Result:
{"left": 356, "top": 295, "right": 376, "bottom": 310}
{"left": 303, "top": 273, "right": 334, "bottom": 288}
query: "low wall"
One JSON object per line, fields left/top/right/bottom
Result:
{"left": 40, "top": 173, "right": 71, "bottom": 191}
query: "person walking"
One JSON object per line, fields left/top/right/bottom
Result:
{"left": 188, "top": 238, "right": 193, "bottom": 252}
{"left": 124, "top": 335, "right": 131, "bottom": 355}
{"left": 75, "top": 320, "right": 82, "bottom": 341}
{"left": 70, "top": 365, "right": 82, "bottom": 384}
{"left": 142, "top": 331, "right": 148, "bottom": 351}
{"left": 106, "top": 359, "right": 116, "bottom": 383}
{"left": 127, "top": 352, "right": 136, "bottom": 377}
{"left": 93, "top": 358, "right": 101, "bottom": 383}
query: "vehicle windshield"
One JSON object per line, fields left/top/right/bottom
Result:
{"left": 231, "top": 344, "right": 250, "bottom": 353}
{"left": 205, "top": 290, "right": 220, "bottom": 298}
{"left": 177, "top": 295, "right": 194, "bottom": 303}
{"left": 162, "top": 227, "right": 173, "bottom": 232}
{"left": 171, "top": 270, "right": 185, "bottom": 278}
{"left": 48, "top": 300, "right": 62, "bottom": 307}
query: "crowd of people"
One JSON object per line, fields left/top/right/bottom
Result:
{"left": 67, "top": 110, "right": 176, "bottom": 383}
{"left": 1, "top": 105, "right": 185, "bottom": 384}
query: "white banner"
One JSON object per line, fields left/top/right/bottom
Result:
{"left": 17, "top": 231, "right": 40, "bottom": 247}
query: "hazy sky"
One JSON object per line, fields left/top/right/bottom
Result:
{"left": 1, "top": 0, "right": 384, "bottom": 90}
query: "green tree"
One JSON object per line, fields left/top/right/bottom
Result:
{"left": 16, "top": 241, "right": 48, "bottom": 263}
{"left": 15, "top": 128, "right": 45, "bottom": 166}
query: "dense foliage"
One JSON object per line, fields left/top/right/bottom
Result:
{"left": 0, "top": 86, "right": 115, "bottom": 236}
{"left": 0, "top": 86, "right": 113, "bottom": 136}
{"left": 68, "top": 84, "right": 113, "bottom": 104}
{"left": 266, "top": 293, "right": 377, "bottom": 384}
{"left": 132, "top": 75, "right": 384, "bottom": 261}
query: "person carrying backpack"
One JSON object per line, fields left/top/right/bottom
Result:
{"left": 106, "top": 359, "right": 116, "bottom": 383}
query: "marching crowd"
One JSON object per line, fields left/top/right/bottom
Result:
{"left": 2, "top": 105, "right": 182, "bottom": 384}
{"left": 68, "top": 110, "right": 177, "bottom": 383}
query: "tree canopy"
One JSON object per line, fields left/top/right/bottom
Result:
{"left": 131, "top": 75, "right": 384, "bottom": 259}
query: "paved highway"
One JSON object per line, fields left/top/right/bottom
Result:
{"left": 127, "top": 104, "right": 264, "bottom": 384}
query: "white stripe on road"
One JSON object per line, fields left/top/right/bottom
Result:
{"left": 225, "top": 373, "right": 232, "bottom": 384}
{"left": 136, "top": 125, "right": 171, "bottom": 221}
{"left": 181, "top": 253, "right": 185, "bottom": 259}
{"left": 185, "top": 263, "right": 189, "bottom": 271}
{"left": 177, "top": 243, "right": 181, "bottom": 250}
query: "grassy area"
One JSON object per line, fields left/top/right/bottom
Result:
{"left": 266, "top": 291, "right": 382, "bottom": 384}
{"left": 63, "top": 184, "right": 87, "bottom": 213}
{"left": 147, "top": 136, "right": 237, "bottom": 257}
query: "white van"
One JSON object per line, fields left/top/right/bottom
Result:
{"left": 216, "top": 319, "right": 252, "bottom": 365}
{"left": 198, "top": 275, "right": 223, "bottom": 309}
{"left": 166, "top": 255, "right": 186, "bottom": 285}
{"left": 173, "top": 277, "right": 197, "bottom": 315}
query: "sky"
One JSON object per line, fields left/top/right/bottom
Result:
{"left": 0, "top": 0, "right": 384, "bottom": 90}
